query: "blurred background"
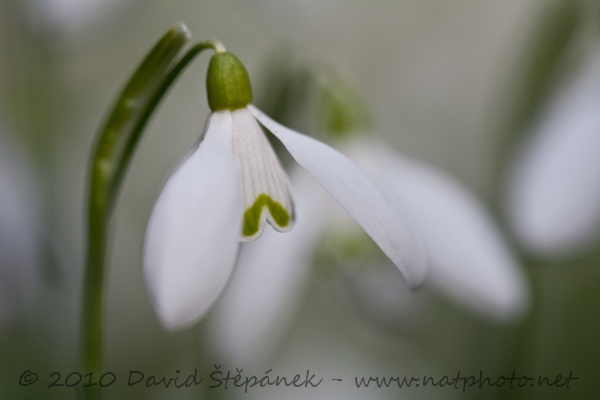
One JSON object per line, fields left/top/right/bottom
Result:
{"left": 1, "top": 0, "right": 599, "bottom": 399}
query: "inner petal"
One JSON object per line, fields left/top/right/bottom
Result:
{"left": 232, "top": 108, "right": 294, "bottom": 241}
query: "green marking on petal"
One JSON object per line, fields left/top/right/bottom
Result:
{"left": 243, "top": 193, "right": 291, "bottom": 237}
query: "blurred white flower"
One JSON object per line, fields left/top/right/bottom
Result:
{"left": 350, "top": 139, "right": 529, "bottom": 321}
{"left": 14, "top": 0, "right": 131, "bottom": 50}
{"left": 23, "top": 0, "right": 129, "bottom": 42}
{"left": 207, "top": 136, "right": 529, "bottom": 365}
{"left": 144, "top": 52, "right": 427, "bottom": 330}
{"left": 0, "top": 133, "right": 40, "bottom": 333}
{"left": 505, "top": 48, "right": 600, "bottom": 260}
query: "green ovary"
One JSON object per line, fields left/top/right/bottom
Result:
{"left": 243, "top": 194, "right": 290, "bottom": 237}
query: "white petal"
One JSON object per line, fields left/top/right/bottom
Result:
{"left": 232, "top": 108, "right": 294, "bottom": 241}
{"left": 352, "top": 141, "right": 528, "bottom": 320}
{"left": 249, "top": 105, "right": 427, "bottom": 287}
{"left": 144, "top": 111, "right": 243, "bottom": 329}
{"left": 505, "top": 50, "right": 600, "bottom": 259}
{"left": 207, "top": 167, "right": 327, "bottom": 365}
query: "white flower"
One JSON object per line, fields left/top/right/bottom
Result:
{"left": 353, "top": 140, "right": 529, "bottom": 321}
{"left": 143, "top": 51, "right": 427, "bottom": 329}
{"left": 206, "top": 137, "right": 529, "bottom": 365}
{"left": 505, "top": 48, "right": 600, "bottom": 259}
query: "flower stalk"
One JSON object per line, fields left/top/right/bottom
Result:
{"left": 82, "top": 23, "right": 221, "bottom": 398}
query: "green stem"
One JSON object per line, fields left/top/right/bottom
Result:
{"left": 81, "top": 24, "right": 220, "bottom": 399}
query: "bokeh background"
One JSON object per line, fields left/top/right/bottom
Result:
{"left": 1, "top": 0, "right": 599, "bottom": 399}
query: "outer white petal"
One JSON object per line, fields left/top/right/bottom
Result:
{"left": 207, "top": 168, "right": 327, "bottom": 365}
{"left": 352, "top": 142, "right": 528, "bottom": 320}
{"left": 144, "top": 111, "right": 243, "bottom": 329}
{"left": 505, "top": 50, "right": 600, "bottom": 259}
{"left": 249, "top": 105, "right": 427, "bottom": 288}
{"left": 232, "top": 108, "right": 294, "bottom": 241}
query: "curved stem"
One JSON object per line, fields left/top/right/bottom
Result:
{"left": 81, "top": 24, "right": 219, "bottom": 399}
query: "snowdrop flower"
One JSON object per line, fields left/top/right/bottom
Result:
{"left": 206, "top": 136, "right": 529, "bottom": 365}
{"left": 505, "top": 48, "right": 600, "bottom": 260}
{"left": 203, "top": 65, "right": 529, "bottom": 364}
{"left": 349, "top": 140, "right": 529, "bottom": 321}
{"left": 143, "top": 48, "right": 427, "bottom": 329}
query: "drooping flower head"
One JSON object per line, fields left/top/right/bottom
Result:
{"left": 143, "top": 44, "right": 427, "bottom": 329}
{"left": 206, "top": 65, "right": 530, "bottom": 365}
{"left": 206, "top": 51, "right": 295, "bottom": 240}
